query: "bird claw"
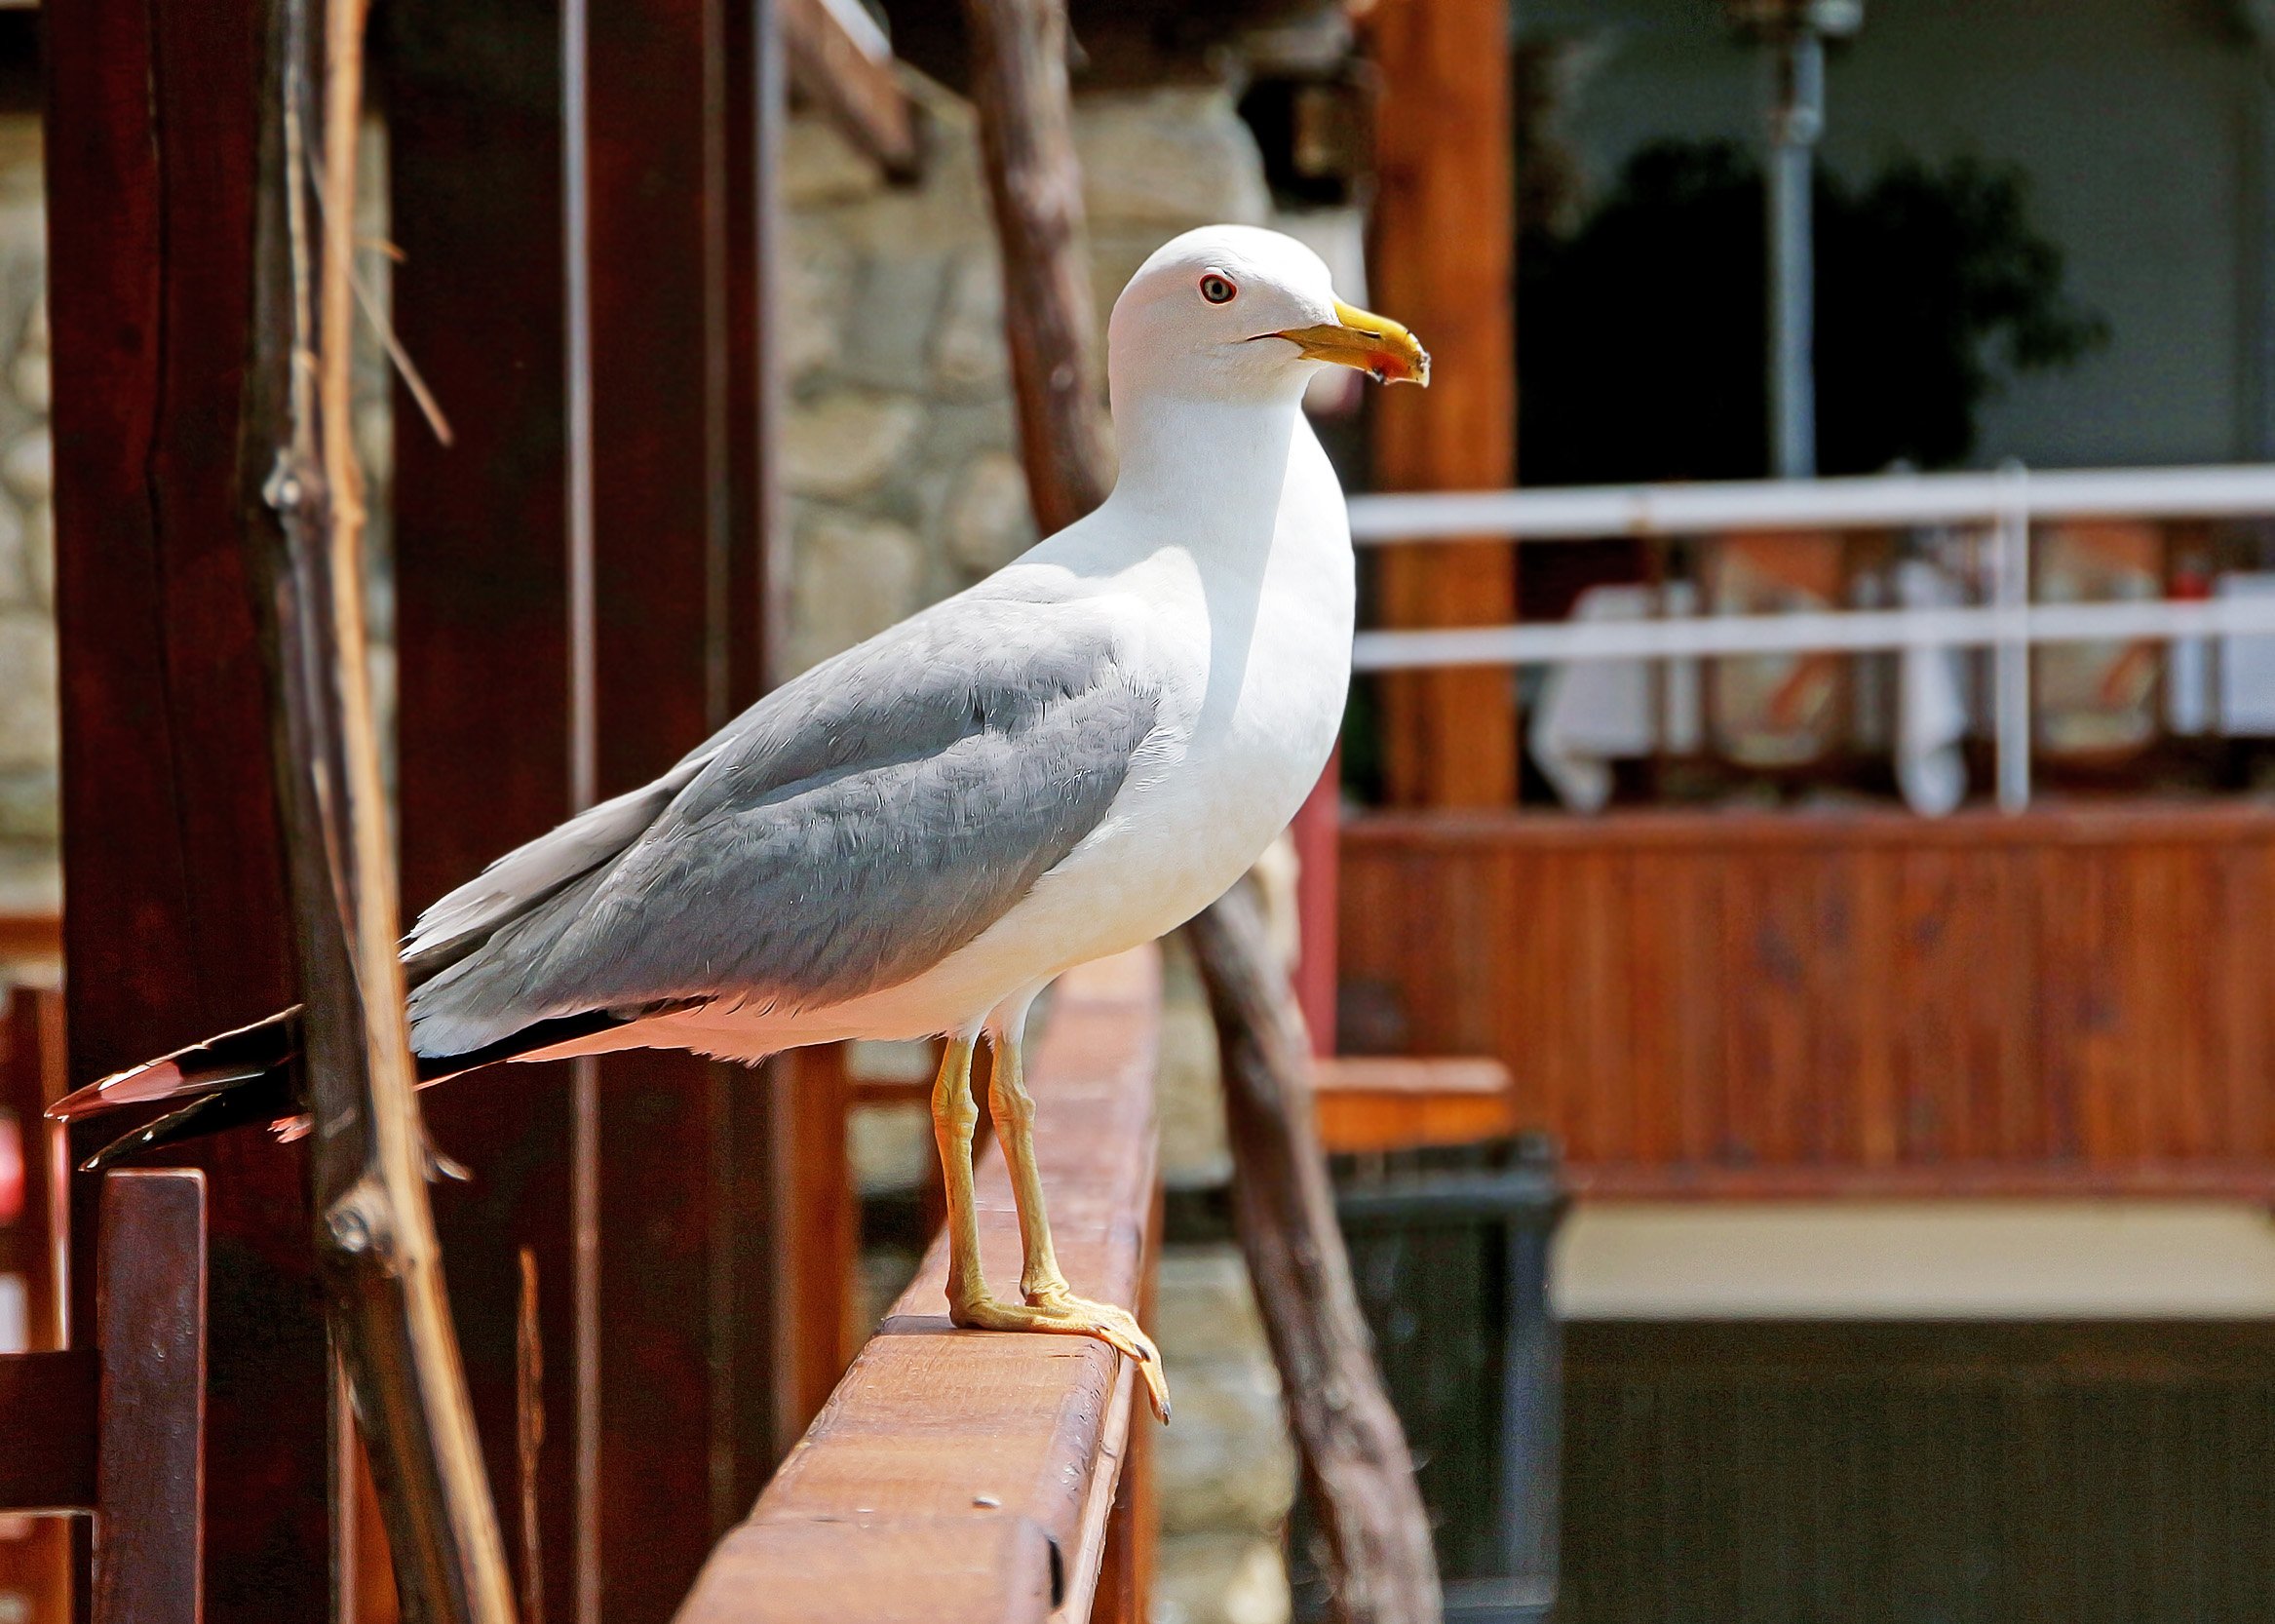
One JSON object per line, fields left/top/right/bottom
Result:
{"left": 1036, "top": 1291, "right": 1172, "bottom": 1424}
{"left": 951, "top": 1291, "right": 1173, "bottom": 1424}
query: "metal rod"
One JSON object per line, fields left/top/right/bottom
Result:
{"left": 1992, "top": 462, "right": 2031, "bottom": 812}
{"left": 1347, "top": 464, "right": 2275, "bottom": 542}
{"left": 1767, "top": 28, "right": 1822, "bottom": 479}
{"left": 1352, "top": 595, "right": 2275, "bottom": 672}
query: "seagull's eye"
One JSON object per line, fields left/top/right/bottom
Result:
{"left": 1199, "top": 272, "right": 1238, "bottom": 305}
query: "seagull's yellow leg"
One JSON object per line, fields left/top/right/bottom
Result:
{"left": 931, "top": 1035, "right": 991, "bottom": 1320}
{"left": 987, "top": 1028, "right": 1169, "bottom": 1421}
{"left": 929, "top": 1030, "right": 1171, "bottom": 1421}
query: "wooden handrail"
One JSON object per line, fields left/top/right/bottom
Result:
{"left": 675, "top": 946, "right": 1161, "bottom": 1624}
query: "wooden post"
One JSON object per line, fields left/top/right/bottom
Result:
{"left": 960, "top": 1, "right": 1443, "bottom": 1614}
{"left": 383, "top": 3, "right": 586, "bottom": 1606}
{"left": 91, "top": 1170, "right": 209, "bottom": 1624}
{"left": 771, "top": 1044, "right": 858, "bottom": 1441}
{"left": 586, "top": 0, "right": 789, "bottom": 1601}
{"left": 1091, "top": 1184, "right": 1161, "bottom": 1624}
{"left": 1367, "top": 0, "right": 1519, "bottom": 808}
{"left": 46, "top": 0, "right": 336, "bottom": 1612}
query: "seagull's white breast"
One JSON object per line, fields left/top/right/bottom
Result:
{"left": 1022, "top": 415, "right": 1356, "bottom": 950}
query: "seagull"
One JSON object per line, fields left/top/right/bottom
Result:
{"left": 53, "top": 223, "right": 1428, "bottom": 1422}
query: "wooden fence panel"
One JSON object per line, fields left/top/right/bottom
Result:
{"left": 1340, "top": 807, "right": 2275, "bottom": 1195}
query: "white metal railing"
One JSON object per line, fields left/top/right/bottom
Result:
{"left": 1344, "top": 463, "right": 2275, "bottom": 542}
{"left": 1345, "top": 463, "right": 2275, "bottom": 811}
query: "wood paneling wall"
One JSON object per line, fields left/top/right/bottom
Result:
{"left": 1340, "top": 807, "right": 2275, "bottom": 1196}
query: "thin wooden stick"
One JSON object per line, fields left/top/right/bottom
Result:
{"left": 246, "top": 0, "right": 517, "bottom": 1618}
{"left": 961, "top": 0, "right": 1113, "bottom": 532}
{"left": 959, "top": 2, "right": 1443, "bottom": 1615}
{"left": 1182, "top": 889, "right": 1444, "bottom": 1624}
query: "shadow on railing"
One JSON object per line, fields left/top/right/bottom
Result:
{"left": 674, "top": 947, "right": 1164, "bottom": 1624}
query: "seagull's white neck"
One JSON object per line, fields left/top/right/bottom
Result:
{"left": 1086, "top": 375, "right": 1346, "bottom": 742}
{"left": 1100, "top": 386, "right": 1305, "bottom": 557}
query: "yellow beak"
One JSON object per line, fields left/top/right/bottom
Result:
{"left": 1269, "top": 298, "right": 1431, "bottom": 386}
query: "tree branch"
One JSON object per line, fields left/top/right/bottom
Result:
{"left": 245, "top": 0, "right": 517, "bottom": 1617}
{"left": 1182, "top": 889, "right": 1443, "bottom": 1624}
{"left": 962, "top": 0, "right": 1114, "bottom": 533}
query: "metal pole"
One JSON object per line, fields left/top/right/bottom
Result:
{"left": 1767, "top": 28, "right": 1822, "bottom": 479}
{"left": 1496, "top": 1156, "right": 1564, "bottom": 1618}
{"left": 1993, "top": 460, "right": 2032, "bottom": 812}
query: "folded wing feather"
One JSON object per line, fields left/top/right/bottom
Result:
{"left": 404, "top": 592, "right": 1160, "bottom": 1061}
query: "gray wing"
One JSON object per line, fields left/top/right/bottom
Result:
{"left": 404, "top": 593, "right": 1161, "bottom": 1060}
{"left": 401, "top": 746, "right": 725, "bottom": 981}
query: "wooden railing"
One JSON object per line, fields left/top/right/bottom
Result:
{"left": 0, "top": 1164, "right": 207, "bottom": 1624}
{"left": 675, "top": 947, "right": 1163, "bottom": 1624}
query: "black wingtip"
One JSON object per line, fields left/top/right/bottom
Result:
{"left": 79, "top": 1071, "right": 298, "bottom": 1173}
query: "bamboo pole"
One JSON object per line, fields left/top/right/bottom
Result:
{"left": 246, "top": 0, "right": 517, "bottom": 1618}
{"left": 960, "top": 2, "right": 1443, "bottom": 1615}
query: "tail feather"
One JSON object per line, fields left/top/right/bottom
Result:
{"left": 48, "top": 1009, "right": 304, "bottom": 1173}
{"left": 47, "top": 1008, "right": 305, "bottom": 1122}
{"left": 78, "top": 1071, "right": 301, "bottom": 1174}
{"left": 49, "top": 1001, "right": 662, "bottom": 1171}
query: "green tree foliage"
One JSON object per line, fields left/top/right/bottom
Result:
{"left": 1517, "top": 139, "right": 2109, "bottom": 484}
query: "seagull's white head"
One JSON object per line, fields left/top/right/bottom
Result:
{"left": 1106, "top": 224, "right": 1429, "bottom": 408}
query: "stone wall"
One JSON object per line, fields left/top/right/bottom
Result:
{"left": 0, "top": 82, "right": 1288, "bottom": 886}
{"left": 0, "top": 117, "right": 392, "bottom": 921}
{"left": 0, "top": 118, "right": 52, "bottom": 917}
